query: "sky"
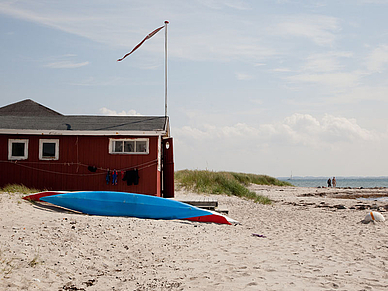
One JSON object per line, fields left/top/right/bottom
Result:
{"left": 1, "top": 0, "right": 388, "bottom": 177}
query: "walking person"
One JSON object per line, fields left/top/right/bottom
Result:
{"left": 327, "top": 178, "right": 332, "bottom": 187}
{"left": 332, "top": 177, "right": 336, "bottom": 188}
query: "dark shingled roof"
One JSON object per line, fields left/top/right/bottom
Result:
{"left": 0, "top": 99, "right": 63, "bottom": 116}
{"left": 0, "top": 100, "right": 168, "bottom": 133}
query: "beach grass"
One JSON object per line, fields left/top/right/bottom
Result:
{"left": 1, "top": 256, "right": 16, "bottom": 277}
{"left": 175, "top": 170, "right": 292, "bottom": 204}
{"left": 1, "top": 247, "right": 41, "bottom": 278}
{"left": 1, "top": 184, "right": 40, "bottom": 194}
{"left": 28, "top": 250, "right": 40, "bottom": 268}
{"left": 0, "top": 248, "right": 19, "bottom": 278}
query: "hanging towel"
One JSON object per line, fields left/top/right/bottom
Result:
{"left": 88, "top": 166, "right": 97, "bottom": 172}
{"left": 123, "top": 169, "right": 140, "bottom": 186}
{"left": 112, "top": 170, "right": 118, "bottom": 185}
{"left": 133, "top": 169, "right": 139, "bottom": 185}
{"left": 106, "top": 170, "right": 110, "bottom": 185}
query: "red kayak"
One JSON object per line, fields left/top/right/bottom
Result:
{"left": 22, "top": 191, "right": 67, "bottom": 201}
{"left": 184, "top": 210, "right": 238, "bottom": 225}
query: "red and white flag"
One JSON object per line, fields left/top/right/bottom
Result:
{"left": 117, "top": 25, "right": 165, "bottom": 61}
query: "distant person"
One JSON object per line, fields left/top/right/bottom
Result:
{"left": 327, "top": 178, "right": 332, "bottom": 187}
{"left": 332, "top": 177, "right": 336, "bottom": 188}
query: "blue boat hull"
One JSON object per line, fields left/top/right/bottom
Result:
{"left": 40, "top": 191, "right": 212, "bottom": 220}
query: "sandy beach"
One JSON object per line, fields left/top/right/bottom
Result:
{"left": 1, "top": 186, "right": 388, "bottom": 290}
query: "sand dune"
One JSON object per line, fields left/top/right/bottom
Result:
{"left": 1, "top": 186, "right": 387, "bottom": 290}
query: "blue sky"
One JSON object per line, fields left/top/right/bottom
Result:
{"left": 1, "top": 0, "right": 388, "bottom": 177}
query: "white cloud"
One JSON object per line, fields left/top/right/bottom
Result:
{"left": 68, "top": 76, "right": 134, "bottom": 87}
{"left": 235, "top": 72, "right": 254, "bottom": 80}
{"left": 173, "top": 113, "right": 386, "bottom": 175}
{"left": 172, "top": 32, "right": 277, "bottom": 62}
{"left": 360, "top": 0, "right": 388, "bottom": 4}
{"left": 43, "top": 54, "right": 89, "bottom": 69}
{"left": 320, "top": 114, "right": 376, "bottom": 141}
{"left": 45, "top": 61, "right": 89, "bottom": 69}
{"left": 302, "top": 52, "right": 352, "bottom": 73}
{"left": 279, "top": 51, "right": 361, "bottom": 91}
{"left": 99, "top": 107, "right": 142, "bottom": 116}
{"left": 174, "top": 113, "right": 380, "bottom": 148}
{"left": 271, "top": 14, "right": 340, "bottom": 46}
{"left": 196, "top": 0, "right": 251, "bottom": 10}
{"left": 273, "top": 67, "right": 292, "bottom": 72}
{"left": 365, "top": 44, "right": 388, "bottom": 73}
{"left": 3, "top": 1, "right": 388, "bottom": 176}
{"left": 333, "top": 85, "right": 388, "bottom": 103}
{"left": 279, "top": 113, "right": 378, "bottom": 145}
{"left": 250, "top": 99, "right": 263, "bottom": 105}
{"left": 0, "top": 1, "right": 278, "bottom": 63}
{"left": 287, "top": 72, "right": 361, "bottom": 88}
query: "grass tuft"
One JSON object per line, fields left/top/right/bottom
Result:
{"left": 1, "top": 184, "right": 40, "bottom": 194}
{"left": 1, "top": 251, "right": 16, "bottom": 277}
{"left": 28, "top": 253, "right": 40, "bottom": 268}
{"left": 175, "top": 170, "right": 292, "bottom": 204}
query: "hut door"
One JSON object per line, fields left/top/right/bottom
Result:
{"left": 162, "top": 137, "right": 174, "bottom": 198}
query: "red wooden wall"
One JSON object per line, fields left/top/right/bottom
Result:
{"left": 0, "top": 134, "right": 163, "bottom": 196}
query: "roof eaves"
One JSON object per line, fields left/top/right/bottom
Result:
{"left": 0, "top": 129, "right": 167, "bottom": 136}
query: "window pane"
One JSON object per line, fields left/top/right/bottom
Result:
{"left": 12, "top": 143, "right": 25, "bottom": 157}
{"left": 124, "top": 141, "right": 134, "bottom": 152}
{"left": 42, "top": 143, "right": 56, "bottom": 157}
{"left": 114, "top": 141, "right": 123, "bottom": 152}
{"left": 136, "top": 141, "right": 147, "bottom": 152}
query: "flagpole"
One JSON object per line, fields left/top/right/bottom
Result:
{"left": 164, "top": 20, "right": 169, "bottom": 117}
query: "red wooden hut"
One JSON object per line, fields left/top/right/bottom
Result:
{"left": 0, "top": 99, "right": 174, "bottom": 197}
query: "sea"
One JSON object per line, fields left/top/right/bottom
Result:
{"left": 277, "top": 177, "right": 388, "bottom": 202}
{"left": 278, "top": 177, "right": 388, "bottom": 189}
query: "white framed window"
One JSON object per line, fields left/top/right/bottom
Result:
{"left": 8, "top": 139, "right": 29, "bottom": 160}
{"left": 109, "top": 138, "right": 149, "bottom": 154}
{"left": 39, "top": 139, "right": 59, "bottom": 160}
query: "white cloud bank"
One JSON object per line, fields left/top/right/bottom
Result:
{"left": 175, "top": 113, "right": 379, "bottom": 146}
{"left": 173, "top": 113, "right": 386, "bottom": 176}
{"left": 99, "top": 107, "right": 142, "bottom": 116}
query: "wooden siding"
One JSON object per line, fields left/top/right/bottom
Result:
{"left": 0, "top": 134, "right": 162, "bottom": 196}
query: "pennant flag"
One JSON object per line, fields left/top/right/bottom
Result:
{"left": 117, "top": 25, "right": 165, "bottom": 61}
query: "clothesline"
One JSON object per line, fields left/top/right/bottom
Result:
{"left": 0, "top": 159, "right": 158, "bottom": 177}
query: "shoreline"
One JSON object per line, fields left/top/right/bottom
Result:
{"left": 281, "top": 176, "right": 388, "bottom": 190}
{"left": 297, "top": 186, "right": 388, "bottom": 198}
{"left": 1, "top": 186, "right": 388, "bottom": 290}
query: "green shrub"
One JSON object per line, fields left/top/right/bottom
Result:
{"left": 175, "top": 170, "right": 291, "bottom": 204}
